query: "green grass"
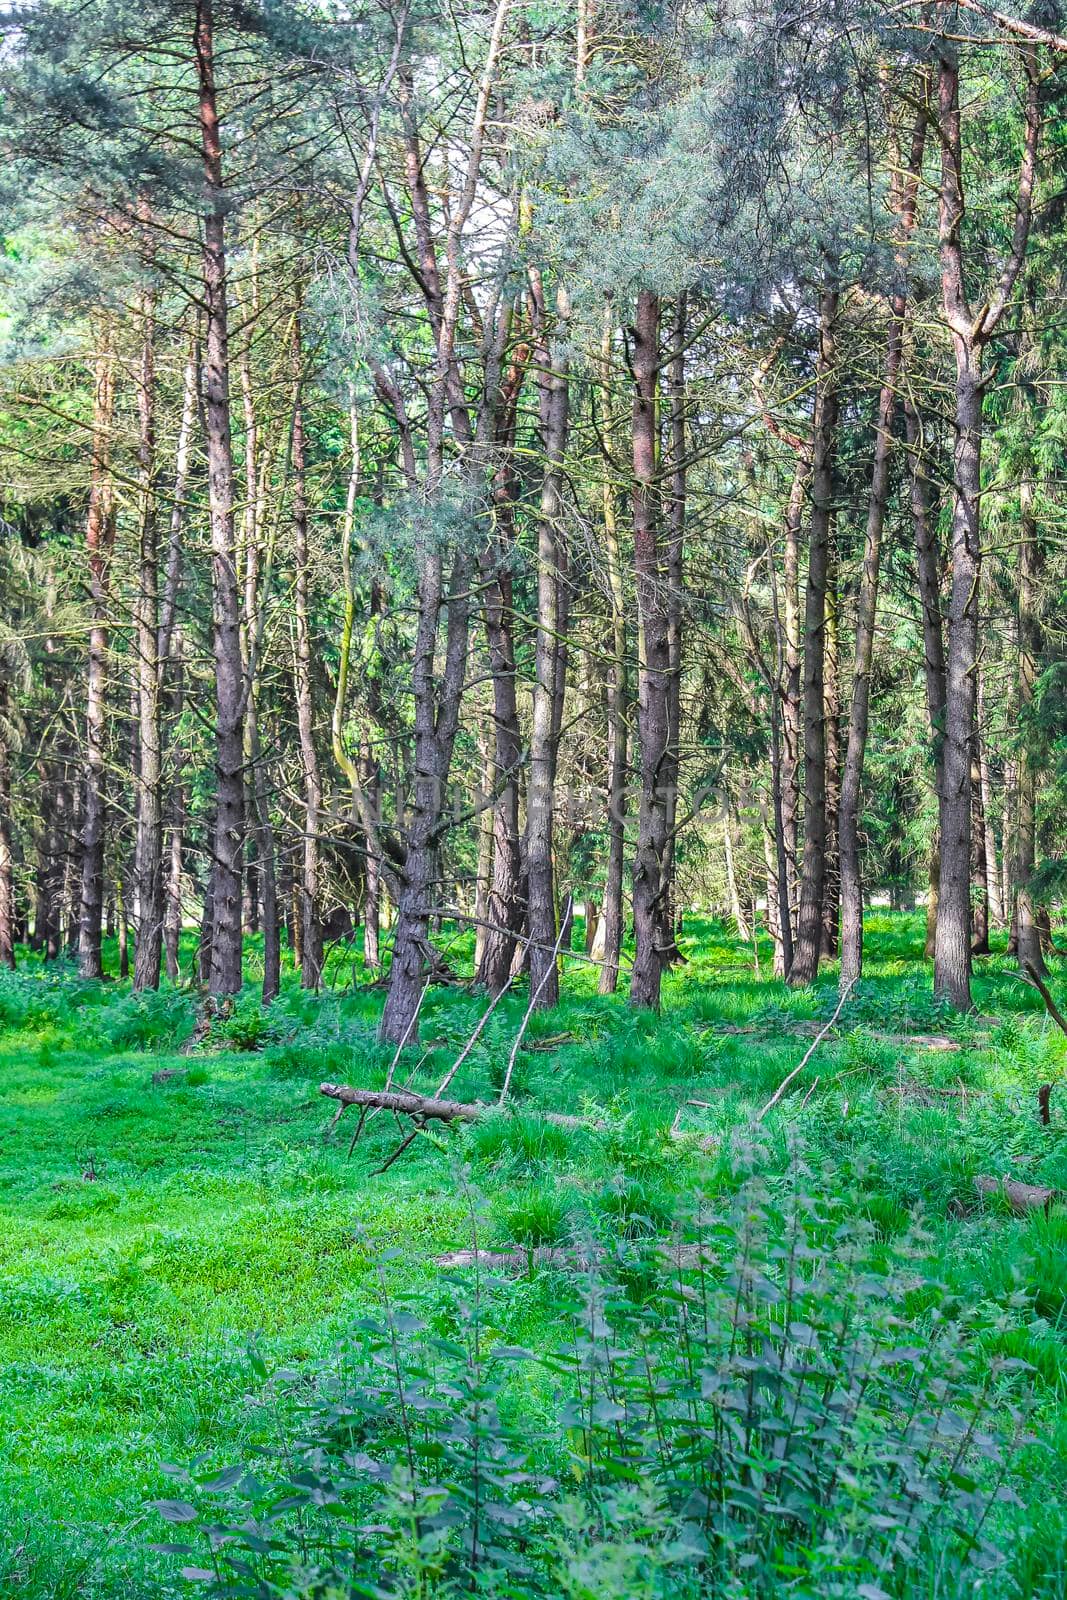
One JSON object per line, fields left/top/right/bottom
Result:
{"left": 1, "top": 913, "right": 1066, "bottom": 1596}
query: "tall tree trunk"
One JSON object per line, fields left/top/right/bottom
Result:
{"left": 475, "top": 343, "right": 526, "bottom": 993}
{"left": 831, "top": 315, "right": 895, "bottom": 985}
{"left": 77, "top": 328, "right": 116, "bottom": 979}
{"left": 0, "top": 745, "right": 14, "bottom": 969}
{"left": 526, "top": 283, "right": 570, "bottom": 1011}
{"left": 659, "top": 293, "right": 686, "bottom": 962}
{"left": 723, "top": 812, "right": 749, "bottom": 941}
{"left": 291, "top": 316, "right": 323, "bottom": 990}
{"left": 57, "top": 773, "right": 75, "bottom": 958}
{"left": 838, "top": 105, "right": 924, "bottom": 987}
{"left": 781, "top": 464, "right": 805, "bottom": 928}
{"left": 629, "top": 289, "right": 671, "bottom": 1010}
{"left": 789, "top": 287, "right": 840, "bottom": 986}
{"left": 164, "top": 640, "right": 186, "bottom": 981}
{"left": 933, "top": 45, "right": 1038, "bottom": 1009}
{"left": 117, "top": 872, "right": 130, "bottom": 980}
{"left": 378, "top": 555, "right": 470, "bottom": 1043}
{"left": 1015, "top": 476, "right": 1046, "bottom": 976}
{"left": 821, "top": 535, "right": 841, "bottom": 959}
{"left": 196, "top": 0, "right": 245, "bottom": 996}
{"left": 361, "top": 755, "right": 381, "bottom": 972}
{"left": 971, "top": 749, "right": 990, "bottom": 953}
{"left": 133, "top": 297, "right": 164, "bottom": 991}
{"left": 249, "top": 717, "right": 279, "bottom": 1003}
{"left": 978, "top": 704, "right": 1002, "bottom": 928}
{"left": 934, "top": 344, "right": 982, "bottom": 1007}
{"left": 378, "top": 4, "right": 507, "bottom": 1045}
{"left": 598, "top": 304, "right": 628, "bottom": 995}
{"left": 904, "top": 399, "right": 947, "bottom": 960}
{"left": 473, "top": 730, "right": 494, "bottom": 974}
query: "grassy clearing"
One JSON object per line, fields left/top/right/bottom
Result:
{"left": 1, "top": 913, "right": 1065, "bottom": 1597}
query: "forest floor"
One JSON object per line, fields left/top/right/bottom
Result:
{"left": 1, "top": 913, "right": 1065, "bottom": 1599}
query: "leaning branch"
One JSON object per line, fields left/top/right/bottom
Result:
{"left": 753, "top": 980, "right": 856, "bottom": 1123}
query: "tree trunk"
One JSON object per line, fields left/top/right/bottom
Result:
{"left": 473, "top": 729, "right": 494, "bottom": 974}
{"left": 978, "top": 708, "right": 1002, "bottom": 928}
{"left": 475, "top": 345, "right": 526, "bottom": 993}
{"left": 117, "top": 872, "right": 130, "bottom": 980}
{"left": 789, "top": 287, "right": 840, "bottom": 986}
{"left": 198, "top": 842, "right": 215, "bottom": 984}
{"left": 904, "top": 398, "right": 948, "bottom": 961}
{"left": 360, "top": 735, "right": 381, "bottom": 973}
{"left": 1015, "top": 477, "right": 1046, "bottom": 976}
{"left": 598, "top": 304, "right": 628, "bottom": 996}
{"left": 59, "top": 773, "right": 77, "bottom": 957}
{"left": 971, "top": 749, "right": 990, "bottom": 953}
{"left": 291, "top": 315, "right": 323, "bottom": 990}
{"left": 526, "top": 283, "right": 570, "bottom": 1011}
{"left": 77, "top": 329, "right": 116, "bottom": 979}
{"left": 133, "top": 297, "right": 164, "bottom": 991}
{"left": 376, "top": 0, "right": 507, "bottom": 1043}
{"left": 250, "top": 717, "right": 279, "bottom": 1003}
{"left": 723, "top": 813, "right": 749, "bottom": 941}
{"left": 0, "top": 745, "right": 14, "bottom": 969}
{"left": 935, "top": 345, "right": 982, "bottom": 1008}
{"left": 933, "top": 45, "right": 1039, "bottom": 1009}
{"left": 196, "top": 0, "right": 245, "bottom": 997}
{"left": 781, "top": 464, "right": 805, "bottom": 927}
{"left": 838, "top": 104, "right": 924, "bottom": 985}
{"left": 821, "top": 535, "right": 841, "bottom": 958}
{"left": 164, "top": 641, "right": 185, "bottom": 989}
{"left": 659, "top": 294, "right": 686, "bottom": 963}
{"left": 629, "top": 289, "right": 671, "bottom": 1010}
{"left": 379, "top": 554, "right": 469, "bottom": 1043}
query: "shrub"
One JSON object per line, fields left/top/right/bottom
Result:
{"left": 103, "top": 989, "right": 196, "bottom": 1051}
{"left": 154, "top": 1172, "right": 1029, "bottom": 1599}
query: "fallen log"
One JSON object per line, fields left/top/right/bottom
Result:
{"left": 974, "top": 1175, "right": 1058, "bottom": 1216}
{"left": 319, "top": 1083, "right": 598, "bottom": 1146}
{"left": 435, "top": 1242, "right": 708, "bottom": 1272}
{"left": 318, "top": 1082, "right": 709, "bottom": 1172}
{"left": 882, "top": 1081, "right": 987, "bottom": 1103}
{"left": 704, "top": 1023, "right": 967, "bottom": 1051}
{"left": 322, "top": 1083, "right": 483, "bottom": 1124}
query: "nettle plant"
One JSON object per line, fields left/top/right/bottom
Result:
{"left": 153, "top": 1174, "right": 1030, "bottom": 1599}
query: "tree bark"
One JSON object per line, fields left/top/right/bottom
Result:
{"left": 526, "top": 282, "right": 570, "bottom": 1011}
{"left": 291, "top": 314, "right": 324, "bottom": 990}
{"left": 629, "top": 289, "right": 671, "bottom": 1010}
{"left": 77, "top": 328, "right": 116, "bottom": 979}
{"left": 475, "top": 341, "right": 526, "bottom": 993}
{"left": 789, "top": 287, "right": 840, "bottom": 986}
{"left": 164, "top": 642, "right": 185, "bottom": 984}
{"left": 377, "top": 5, "right": 508, "bottom": 1044}
{"left": 978, "top": 697, "right": 1002, "bottom": 928}
{"left": 0, "top": 744, "right": 14, "bottom": 969}
{"left": 821, "top": 535, "right": 840, "bottom": 958}
{"left": 659, "top": 294, "right": 686, "bottom": 962}
{"left": 904, "top": 398, "right": 947, "bottom": 959}
{"left": 838, "top": 104, "right": 925, "bottom": 987}
{"left": 971, "top": 748, "right": 990, "bottom": 953}
{"left": 196, "top": 0, "right": 245, "bottom": 997}
{"left": 934, "top": 45, "right": 1039, "bottom": 1009}
{"left": 1015, "top": 477, "right": 1046, "bottom": 976}
{"left": 598, "top": 303, "right": 628, "bottom": 995}
{"left": 133, "top": 296, "right": 165, "bottom": 991}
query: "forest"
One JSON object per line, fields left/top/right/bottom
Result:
{"left": 0, "top": 0, "right": 1065, "bottom": 1596}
